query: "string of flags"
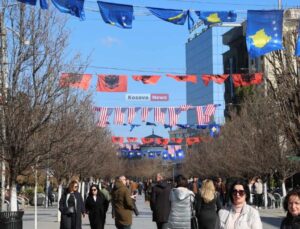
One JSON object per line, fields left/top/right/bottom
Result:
{"left": 59, "top": 73, "right": 200, "bottom": 92}
{"left": 116, "top": 124, "right": 221, "bottom": 160}
{"left": 17, "top": 0, "right": 300, "bottom": 58}
{"left": 119, "top": 145, "right": 185, "bottom": 160}
{"left": 93, "top": 104, "right": 218, "bottom": 127}
{"left": 112, "top": 127, "right": 220, "bottom": 147}
{"left": 59, "top": 72, "right": 264, "bottom": 92}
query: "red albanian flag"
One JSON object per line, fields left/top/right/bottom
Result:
{"left": 127, "top": 137, "right": 138, "bottom": 142}
{"left": 59, "top": 73, "right": 92, "bottom": 90}
{"left": 232, "top": 73, "right": 263, "bottom": 87}
{"left": 156, "top": 138, "right": 169, "bottom": 145}
{"left": 132, "top": 75, "right": 161, "bottom": 84}
{"left": 202, "top": 74, "right": 229, "bottom": 86}
{"left": 170, "top": 138, "right": 183, "bottom": 144}
{"left": 186, "top": 137, "right": 201, "bottom": 146}
{"left": 111, "top": 136, "right": 124, "bottom": 144}
{"left": 166, "top": 74, "right": 197, "bottom": 83}
{"left": 141, "top": 138, "right": 154, "bottom": 144}
{"left": 97, "top": 75, "right": 128, "bottom": 92}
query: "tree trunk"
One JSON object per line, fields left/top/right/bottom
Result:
{"left": 9, "top": 181, "right": 18, "bottom": 211}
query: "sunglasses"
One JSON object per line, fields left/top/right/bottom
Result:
{"left": 232, "top": 189, "right": 245, "bottom": 196}
{"left": 92, "top": 189, "right": 97, "bottom": 191}
{"left": 74, "top": 186, "right": 78, "bottom": 188}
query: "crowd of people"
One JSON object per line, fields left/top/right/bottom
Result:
{"left": 58, "top": 174, "right": 300, "bottom": 229}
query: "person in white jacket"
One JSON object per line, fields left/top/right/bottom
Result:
{"left": 218, "top": 179, "right": 262, "bottom": 229}
{"left": 168, "top": 175, "right": 195, "bottom": 229}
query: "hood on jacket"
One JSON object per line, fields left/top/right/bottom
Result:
{"left": 172, "top": 187, "right": 194, "bottom": 200}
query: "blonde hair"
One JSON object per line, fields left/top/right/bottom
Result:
{"left": 200, "top": 179, "right": 215, "bottom": 203}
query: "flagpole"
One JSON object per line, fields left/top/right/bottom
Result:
{"left": 278, "top": 0, "right": 282, "bottom": 9}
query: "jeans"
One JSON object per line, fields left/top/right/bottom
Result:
{"left": 116, "top": 225, "right": 131, "bottom": 229}
{"left": 156, "top": 222, "right": 168, "bottom": 229}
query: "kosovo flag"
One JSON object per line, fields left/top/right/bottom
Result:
{"left": 147, "top": 7, "right": 188, "bottom": 25}
{"left": 209, "top": 124, "right": 221, "bottom": 138}
{"left": 196, "top": 11, "right": 237, "bottom": 25}
{"left": 18, "top": 0, "right": 48, "bottom": 9}
{"left": 246, "top": 10, "right": 283, "bottom": 58}
{"left": 296, "top": 23, "right": 300, "bottom": 56}
{"left": 97, "top": 1, "right": 134, "bottom": 29}
{"left": 51, "top": 0, "right": 85, "bottom": 20}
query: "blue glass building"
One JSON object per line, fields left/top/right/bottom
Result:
{"left": 185, "top": 26, "right": 232, "bottom": 125}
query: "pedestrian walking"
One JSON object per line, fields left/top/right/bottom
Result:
{"left": 150, "top": 173, "right": 172, "bottom": 229}
{"left": 195, "top": 179, "right": 221, "bottom": 229}
{"left": 280, "top": 188, "right": 300, "bottom": 229}
{"left": 85, "top": 184, "right": 109, "bottom": 229}
{"left": 59, "top": 180, "right": 85, "bottom": 229}
{"left": 168, "top": 174, "right": 195, "bottom": 229}
{"left": 218, "top": 179, "right": 262, "bottom": 229}
{"left": 48, "top": 183, "right": 54, "bottom": 207}
{"left": 215, "top": 178, "right": 226, "bottom": 206}
{"left": 111, "top": 175, "right": 135, "bottom": 229}
{"left": 253, "top": 177, "right": 263, "bottom": 209}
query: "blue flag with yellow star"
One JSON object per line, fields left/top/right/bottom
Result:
{"left": 296, "top": 23, "right": 300, "bottom": 56}
{"left": 195, "top": 11, "right": 237, "bottom": 25}
{"left": 97, "top": 1, "right": 134, "bottom": 29}
{"left": 147, "top": 7, "right": 188, "bottom": 25}
{"left": 246, "top": 10, "right": 283, "bottom": 58}
{"left": 51, "top": 0, "right": 85, "bottom": 19}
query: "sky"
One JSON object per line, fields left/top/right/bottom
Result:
{"left": 64, "top": 0, "right": 299, "bottom": 140}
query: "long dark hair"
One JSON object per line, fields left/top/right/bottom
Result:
{"left": 88, "top": 184, "right": 100, "bottom": 197}
{"left": 175, "top": 175, "right": 188, "bottom": 188}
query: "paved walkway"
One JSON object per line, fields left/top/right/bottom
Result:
{"left": 23, "top": 194, "right": 285, "bottom": 229}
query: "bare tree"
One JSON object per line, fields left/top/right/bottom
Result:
{"left": 0, "top": 5, "right": 91, "bottom": 210}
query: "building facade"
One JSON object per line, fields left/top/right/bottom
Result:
{"left": 185, "top": 26, "right": 233, "bottom": 125}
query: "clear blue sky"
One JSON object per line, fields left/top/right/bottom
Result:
{"left": 65, "top": 0, "right": 299, "bottom": 140}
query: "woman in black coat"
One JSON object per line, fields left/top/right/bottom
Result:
{"left": 195, "top": 179, "right": 221, "bottom": 229}
{"left": 281, "top": 188, "right": 300, "bottom": 229}
{"left": 59, "top": 180, "right": 85, "bottom": 229}
{"left": 85, "top": 184, "right": 109, "bottom": 229}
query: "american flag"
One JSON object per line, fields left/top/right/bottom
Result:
{"left": 168, "top": 107, "right": 181, "bottom": 126}
{"left": 196, "top": 106, "right": 205, "bottom": 125}
{"left": 141, "top": 107, "right": 149, "bottom": 122}
{"left": 97, "top": 107, "right": 113, "bottom": 127}
{"left": 204, "top": 104, "right": 216, "bottom": 123}
{"left": 114, "top": 107, "right": 126, "bottom": 125}
{"left": 154, "top": 108, "right": 167, "bottom": 125}
{"left": 128, "top": 107, "right": 140, "bottom": 124}
{"left": 179, "top": 104, "right": 193, "bottom": 111}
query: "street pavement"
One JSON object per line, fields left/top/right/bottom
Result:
{"left": 23, "top": 194, "right": 285, "bottom": 229}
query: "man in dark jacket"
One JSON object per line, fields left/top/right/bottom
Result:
{"left": 150, "top": 173, "right": 171, "bottom": 229}
{"left": 111, "top": 175, "right": 135, "bottom": 229}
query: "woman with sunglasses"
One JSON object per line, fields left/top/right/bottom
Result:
{"left": 280, "top": 188, "right": 300, "bottom": 229}
{"left": 59, "top": 180, "right": 85, "bottom": 229}
{"left": 85, "top": 184, "right": 109, "bottom": 229}
{"left": 218, "top": 179, "right": 262, "bottom": 229}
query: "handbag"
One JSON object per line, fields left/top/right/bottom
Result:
{"left": 190, "top": 196, "right": 198, "bottom": 229}
{"left": 66, "top": 206, "right": 75, "bottom": 214}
